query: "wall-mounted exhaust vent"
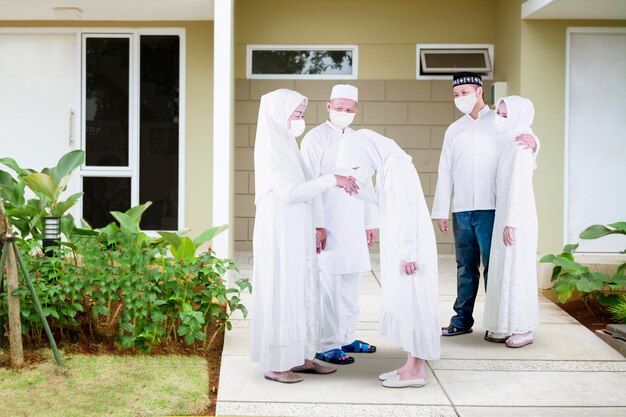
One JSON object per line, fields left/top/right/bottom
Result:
{"left": 416, "top": 44, "right": 493, "bottom": 80}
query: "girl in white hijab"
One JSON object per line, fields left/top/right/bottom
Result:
{"left": 250, "top": 88, "right": 357, "bottom": 383}
{"left": 336, "top": 129, "right": 440, "bottom": 388}
{"left": 483, "top": 95, "right": 539, "bottom": 348}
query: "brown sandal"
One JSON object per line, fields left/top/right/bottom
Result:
{"left": 264, "top": 371, "right": 303, "bottom": 383}
{"left": 291, "top": 361, "right": 337, "bottom": 375}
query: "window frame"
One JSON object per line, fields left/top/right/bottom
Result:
{"left": 415, "top": 44, "right": 494, "bottom": 80}
{"left": 78, "top": 28, "right": 186, "bottom": 233}
{"left": 246, "top": 44, "right": 359, "bottom": 80}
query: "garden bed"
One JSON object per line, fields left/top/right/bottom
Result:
{"left": 543, "top": 288, "right": 616, "bottom": 333}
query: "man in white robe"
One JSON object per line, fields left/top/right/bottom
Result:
{"left": 336, "top": 129, "right": 440, "bottom": 388}
{"left": 301, "top": 84, "right": 379, "bottom": 365}
{"left": 483, "top": 96, "right": 539, "bottom": 348}
{"left": 433, "top": 72, "right": 538, "bottom": 337}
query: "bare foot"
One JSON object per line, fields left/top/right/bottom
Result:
{"left": 397, "top": 359, "right": 427, "bottom": 381}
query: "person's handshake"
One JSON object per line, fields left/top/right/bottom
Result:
{"left": 334, "top": 175, "right": 359, "bottom": 195}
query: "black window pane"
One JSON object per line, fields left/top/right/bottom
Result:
{"left": 83, "top": 177, "right": 131, "bottom": 228}
{"left": 85, "top": 37, "right": 130, "bottom": 167}
{"left": 252, "top": 50, "right": 353, "bottom": 75}
{"left": 139, "top": 35, "right": 179, "bottom": 231}
{"left": 424, "top": 53, "right": 487, "bottom": 68}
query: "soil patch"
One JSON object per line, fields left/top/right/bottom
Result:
{"left": 543, "top": 289, "right": 615, "bottom": 332}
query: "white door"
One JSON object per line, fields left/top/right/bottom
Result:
{"left": 0, "top": 34, "right": 77, "bottom": 173}
{"left": 566, "top": 29, "right": 626, "bottom": 253}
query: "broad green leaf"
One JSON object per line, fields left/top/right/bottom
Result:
{"left": 574, "top": 278, "right": 593, "bottom": 293}
{"left": 539, "top": 254, "right": 555, "bottom": 263}
{"left": 111, "top": 211, "right": 140, "bottom": 234}
{"left": 55, "top": 150, "right": 85, "bottom": 181}
{"left": 10, "top": 181, "right": 26, "bottom": 207}
{"left": 550, "top": 265, "right": 562, "bottom": 282}
{"left": 552, "top": 256, "right": 586, "bottom": 273}
{"left": 608, "top": 222, "right": 626, "bottom": 234}
{"left": 617, "top": 263, "right": 626, "bottom": 276}
{"left": 125, "top": 201, "right": 153, "bottom": 223}
{"left": 157, "top": 231, "right": 182, "bottom": 249}
{"left": 0, "top": 170, "right": 16, "bottom": 189}
{"left": 598, "top": 293, "right": 621, "bottom": 307}
{"left": 562, "top": 243, "right": 579, "bottom": 254}
{"left": 51, "top": 198, "right": 79, "bottom": 217}
{"left": 171, "top": 236, "right": 196, "bottom": 261}
{"left": 0, "top": 157, "right": 33, "bottom": 175}
{"left": 23, "top": 173, "right": 59, "bottom": 202}
{"left": 193, "top": 224, "right": 228, "bottom": 249}
{"left": 58, "top": 241, "right": 78, "bottom": 251}
{"left": 554, "top": 281, "right": 574, "bottom": 303}
{"left": 580, "top": 224, "right": 614, "bottom": 240}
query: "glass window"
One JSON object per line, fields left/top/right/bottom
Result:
{"left": 82, "top": 177, "right": 131, "bottom": 228}
{"left": 85, "top": 37, "right": 130, "bottom": 167}
{"left": 139, "top": 35, "right": 180, "bottom": 230}
{"left": 248, "top": 45, "right": 358, "bottom": 79}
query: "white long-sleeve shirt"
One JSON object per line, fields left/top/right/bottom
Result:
{"left": 432, "top": 106, "right": 539, "bottom": 219}
{"left": 301, "top": 121, "right": 378, "bottom": 275}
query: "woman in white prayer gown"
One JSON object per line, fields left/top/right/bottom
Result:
{"left": 336, "top": 129, "right": 440, "bottom": 388}
{"left": 250, "top": 88, "right": 358, "bottom": 383}
{"left": 483, "top": 96, "right": 539, "bottom": 348}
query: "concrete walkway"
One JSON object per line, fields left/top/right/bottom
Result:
{"left": 216, "top": 253, "right": 626, "bottom": 417}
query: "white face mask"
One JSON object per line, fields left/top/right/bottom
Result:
{"left": 287, "top": 119, "right": 306, "bottom": 137}
{"left": 454, "top": 93, "right": 478, "bottom": 114}
{"left": 329, "top": 109, "right": 356, "bottom": 129}
{"left": 494, "top": 114, "right": 508, "bottom": 133}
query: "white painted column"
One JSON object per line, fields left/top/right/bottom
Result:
{"left": 212, "top": 0, "right": 234, "bottom": 257}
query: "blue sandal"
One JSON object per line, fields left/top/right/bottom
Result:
{"left": 341, "top": 339, "right": 377, "bottom": 353}
{"left": 315, "top": 348, "right": 355, "bottom": 365}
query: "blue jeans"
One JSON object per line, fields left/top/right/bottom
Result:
{"left": 449, "top": 210, "right": 495, "bottom": 330}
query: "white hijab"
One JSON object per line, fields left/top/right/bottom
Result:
{"left": 336, "top": 129, "right": 409, "bottom": 178}
{"left": 496, "top": 95, "right": 535, "bottom": 143}
{"left": 254, "top": 89, "right": 308, "bottom": 204}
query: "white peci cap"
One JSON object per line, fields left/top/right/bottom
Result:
{"left": 330, "top": 84, "right": 358, "bottom": 102}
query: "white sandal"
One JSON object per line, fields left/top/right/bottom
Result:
{"left": 381, "top": 374, "right": 425, "bottom": 388}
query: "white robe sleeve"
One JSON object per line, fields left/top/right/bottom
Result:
{"left": 363, "top": 176, "right": 379, "bottom": 229}
{"left": 505, "top": 148, "right": 534, "bottom": 228}
{"left": 273, "top": 174, "right": 337, "bottom": 203}
{"left": 352, "top": 177, "right": 379, "bottom": 206}
{"left": 300, "top": 132, "right": 326, "bottom": 228}
{"left": 431, "top": 128, "right": 453, "bottom": 219}
{"left": 394, "top": 172, "right": 420, "bottom": 263}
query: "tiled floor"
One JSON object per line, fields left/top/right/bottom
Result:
{"left": 216, "top": 253, "right": 626, "bottom": 417}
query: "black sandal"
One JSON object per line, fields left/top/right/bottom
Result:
{"left": 441, "top": 324, "right": 473, "bottom": 337}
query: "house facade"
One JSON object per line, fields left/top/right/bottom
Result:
{"left": 1, "top": 0, "right": 625, "bottom": 283}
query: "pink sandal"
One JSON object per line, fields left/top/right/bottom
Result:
{"left": 505, "top": 332, "right": 533, "bottom": 348}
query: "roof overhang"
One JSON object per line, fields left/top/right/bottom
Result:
{"left": 522, "top": 0, "right": 626, "bottom": 20}
{"left": 0, "top": 0, "right": 214, "bottom": 21}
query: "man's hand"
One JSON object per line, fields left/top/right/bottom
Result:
{"left": 503, "top": 226, "right": 515, "bottom": 246}
{"left": 401, "top": 261, "right": 418, "bottom": 275}
{"left": 365, "top": 229, "right": 377, "bottom": 247}
{"left": 316, "top": 228, "right": 327, "bottom": 251}
{"left": 436, "top": 219, "right": 449, "bottom": 234}
{"left": 516, "top": 133, "right": 537, "bottom": 152}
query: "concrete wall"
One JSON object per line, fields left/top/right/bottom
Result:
{"left": 234, "top": 79, "right": 492, "bottom": 252}
{"left": 235, "top": 0, "right": 497, "bottom": 80}
{"left": 0, "top": 21, "right": 215, "bottom": 238}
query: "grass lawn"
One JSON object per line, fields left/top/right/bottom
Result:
{"left": 0, "top": 351, "right": 208, "bottom": 417}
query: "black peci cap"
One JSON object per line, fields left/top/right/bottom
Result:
{"left": 452, "top": 72, "right": 483, "bottom": 87}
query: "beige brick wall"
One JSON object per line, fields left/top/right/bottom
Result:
{"left": 234, "top": 79, "right": 492, "bottom": 253}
